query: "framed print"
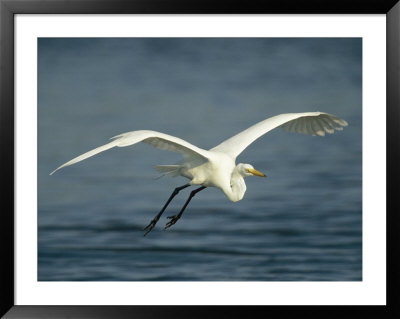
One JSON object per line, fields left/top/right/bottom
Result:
{"left": 1, "top": 0, "right": 399, "bottom": 318}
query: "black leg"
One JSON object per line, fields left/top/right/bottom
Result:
{"left": 143, "top": 183, "right": 190, "bottom": 236}
{"left": 165, "top": 186, "right": 206, "bottom": 229}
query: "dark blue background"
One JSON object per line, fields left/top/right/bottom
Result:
{"left": 38, "top": 38, "right": 362, "bottom": 281}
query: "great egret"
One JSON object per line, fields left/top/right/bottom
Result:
{"left": 50, "top": 111, "right": 347, "bottom": 235}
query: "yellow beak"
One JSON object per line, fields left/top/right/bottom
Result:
{"left": 248, "top": 168, "right": 266, "bottom": 177}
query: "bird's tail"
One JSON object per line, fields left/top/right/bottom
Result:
{"left": 153, "top": 165, "right": 181, "bottom": 178}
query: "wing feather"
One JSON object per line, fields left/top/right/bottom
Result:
{"left": 309, "top": 119, "right": 317, "bottom": 135}
{"left": 295, "top": 117, "right": 304, "bottom": 134}
{"left": 319, "top": 117, "right": 335, "bottom": 133}
{"left": 50, "top": 130, "right": 209, "bottom": 175}
{"left": 300, "top": 118, "right": 308, "bottom": 134}
{"left": 211, "top": 112, "right": 348, "bottom": 158}
{"left": 287, "top": 120, "right": 296, "bottom": 133}
{"left": 312, "top": 119, "right": 326, "bottom": 136}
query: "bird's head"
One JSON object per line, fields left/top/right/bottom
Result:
{"left": 237, "top": 163, "right": 266, "bottom": 178}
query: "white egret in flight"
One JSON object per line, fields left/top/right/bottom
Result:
{"left": 50, "top": 112, "right": 348, "bottom": 235}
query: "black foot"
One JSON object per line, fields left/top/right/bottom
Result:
{"left": 143, "top": 218, "right": 159, "bottom": 236}
{"left": 164, "top": 215, "right": 181, "bottom": 229}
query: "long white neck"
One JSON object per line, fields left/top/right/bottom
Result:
{"left": 222, "top": 166, "right": 247, "bottom": 202}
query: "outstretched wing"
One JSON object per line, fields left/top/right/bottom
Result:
{"left": 211, "top": 112, "right": 348, "bottom": 159}
{"left": 50, "top": 130, "right": 210, "bottom": 175}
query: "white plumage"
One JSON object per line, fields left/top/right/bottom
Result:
{"left": 50, "top": 111, "right": 348, "bottom": 234}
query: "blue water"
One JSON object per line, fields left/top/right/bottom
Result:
{"left": 38, "top": 38, "right": 362, "bottom": 281}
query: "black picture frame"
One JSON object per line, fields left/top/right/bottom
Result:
{"left": 1, "top": 1, "right": 399, "bottom": 318}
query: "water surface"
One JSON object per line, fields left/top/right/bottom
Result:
{"left": 38, "top": 38, "right": 362, "bottom": 281}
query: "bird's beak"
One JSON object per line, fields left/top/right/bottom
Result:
{"left": 248, "top": 168, "right": 266, "bottom": 177}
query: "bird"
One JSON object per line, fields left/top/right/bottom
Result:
{"left": 50, "top": 111, "right": 348, "bottom": 235}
